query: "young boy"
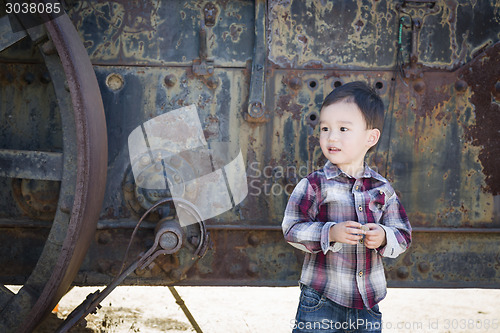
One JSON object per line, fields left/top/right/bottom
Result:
{"left": 282, "top": 81, "right": 412, "bottom": 333}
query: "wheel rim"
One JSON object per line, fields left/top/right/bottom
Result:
{"left": 0, "top": 12, "right": 107, "bottom": 332}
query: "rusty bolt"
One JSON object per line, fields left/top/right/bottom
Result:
{"left": 397, "top": 266, "right": 410, "bottom": 279}
{"left": 247, "top": 262, "right": 259, "bottom": 276}
{"left": 418, "top": 262, "right": 430, "bottom": 273}
{"left": 24, "top": 72, "right": 35, "bottom": 84}
{"left": 164, "top": 74, "right": 177, "bottom": 87}
{"left": 288, "top": 76, "right": 302, "bottom": 90}
{"left": 413, "top": 81, "right": 425, "bottom": 94}
{"left": 248, "top": 234, "right": 260, "bottom": 246}
{"left": 455, "top": 80, "right": 468, "bottom": 93}
{"left": 248, "top": 101, "right": 265, "bottom": 118}
{"left": 206, "top": 76, "right": 219, "bottom": 89}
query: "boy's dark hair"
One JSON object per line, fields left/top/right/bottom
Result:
{"left": 321, "top": 81, "right": 385, "bottom": 130}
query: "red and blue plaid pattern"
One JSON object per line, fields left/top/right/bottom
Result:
{"left": 282, "top": 161, "right": 412, "bottom": 309}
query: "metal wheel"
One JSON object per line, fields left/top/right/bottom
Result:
{"left": 0, "top": 11, "right": 107, "bottom": 332}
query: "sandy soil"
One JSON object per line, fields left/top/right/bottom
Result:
{"left": 24, "top": 286, "right": 500, "bottom": 333}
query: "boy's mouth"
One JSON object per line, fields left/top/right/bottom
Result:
{"left": 328, "top": 147, "right": 341, "bottom": 152}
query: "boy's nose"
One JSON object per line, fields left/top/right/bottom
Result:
{"left": 328, "top": 130, "right": 339, "bottom": 142}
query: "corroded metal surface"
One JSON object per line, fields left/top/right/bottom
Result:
{"left": 0, "top": 4, "right": 499, "bottom": 329}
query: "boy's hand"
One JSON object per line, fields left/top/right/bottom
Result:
{"left": 364, "top": 223, "right": 387, "bottom": 249}
{"left": 329, "top": 221, "right": 365, "bottom": 245}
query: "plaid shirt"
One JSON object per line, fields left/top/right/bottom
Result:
{"left": 282, "top": 161, "right": 412, "bottom": 309}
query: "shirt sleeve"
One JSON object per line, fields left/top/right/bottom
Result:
{"left": 377, "top": 190, "right": 412, "bottom": 258}
{"left": 282, "top": 178, "right": 341, "bottom": 254}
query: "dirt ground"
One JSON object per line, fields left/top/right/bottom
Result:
{"left": 22, "top": 286, "right": 500, "bottom": 333}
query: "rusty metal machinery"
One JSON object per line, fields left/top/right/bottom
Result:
{"left": 0, "top": 0, "right": 499, "bottom": 330}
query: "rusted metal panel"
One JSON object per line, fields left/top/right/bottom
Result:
{"left": 66, "top": 0, "right": 255, "bottom": 67}
{"left": 268, "top": 0, "right": 499, "bottom": 70}
{"left": 0, "top": 0, "right": 499, "bottom": 300}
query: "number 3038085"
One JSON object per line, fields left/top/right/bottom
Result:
{"left": 6, "top": 2, "right": 61, "bottom": 14}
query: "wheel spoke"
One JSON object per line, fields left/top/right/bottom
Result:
{"left": 0, "top": 149, "right": 63, "bottom": 181}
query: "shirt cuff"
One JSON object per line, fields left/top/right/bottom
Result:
{"left": 378, "top": 225, "right": 403, "bottom": 258}
{"left": 321, "top": 222, "right": 342, "bottom": 254}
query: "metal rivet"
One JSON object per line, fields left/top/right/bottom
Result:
{"left": 397, "top": 266, "right": 410, "bottom": 279}
{"left": 24, "top": 72, "right": 35, "bottom": 84}
{"left": 106, "top": 73, "right": 124, "bottom": 91}
{"left": 248, "top": 234, "right": 260, "bottom": 246}
{"left": 287, "top": 76, "right": 302, "bottom": 90}
{"left": 455, "top": 79, "right": 468, "bottom": 93}
{"left": 413, "top": 81, "right": 425, "bottom": 93}
{"left": 247, "top": 262, "right": 259, "bottom": 276}
{"left": 206, "top": 76, "right": 219, "bottom": 89}
{"left": 164, "top": 74, "right": 177, "bottom": 87}
{"left": 418, "top": 262, "right": 430, "bottom": 273}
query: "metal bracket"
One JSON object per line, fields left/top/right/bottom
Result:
{"left": 396, "top": 0, "right": 441, "bottom": 79}
{"left": 192, "top": 21, "right": 214, "bottom": 77}
{"left": 246, "top": 0, "right": 267, "bottom": 122}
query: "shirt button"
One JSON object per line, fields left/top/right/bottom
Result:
{"left": 358, "top": 271, "right": 363, "bottom": 277}
{"left": 355, "top": 185, "right": 360, "bottom": 191}
{"left": 358, "top": 206, "right": 363, "bottom": 211}
{"left": 359, "top": 238, "right": 364, "bottom": 244}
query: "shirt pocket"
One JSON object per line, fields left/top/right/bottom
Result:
{"left": 368, "top": 190, "right": 386, "bottom": 223}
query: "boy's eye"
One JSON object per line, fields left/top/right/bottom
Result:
{"left": 340, "top": 127, "right": 348, "bottom": 132}
{"left": 321, "top": 127, "right": 329, "bottom": 132}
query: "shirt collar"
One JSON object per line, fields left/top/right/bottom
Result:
{"left": 323, "top": 160, "right": 387, "bottom": 183}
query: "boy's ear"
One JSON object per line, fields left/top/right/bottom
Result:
{"left": 367, "top": 128, "right": 381, "bottom": 148}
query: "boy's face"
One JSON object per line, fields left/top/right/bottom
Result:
{"left": 319, "top": 101, "right": 380, "bottom": 177}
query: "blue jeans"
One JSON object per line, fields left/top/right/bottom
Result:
{"left": 292, "top": 284, "right": 382, "bottom": 333}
